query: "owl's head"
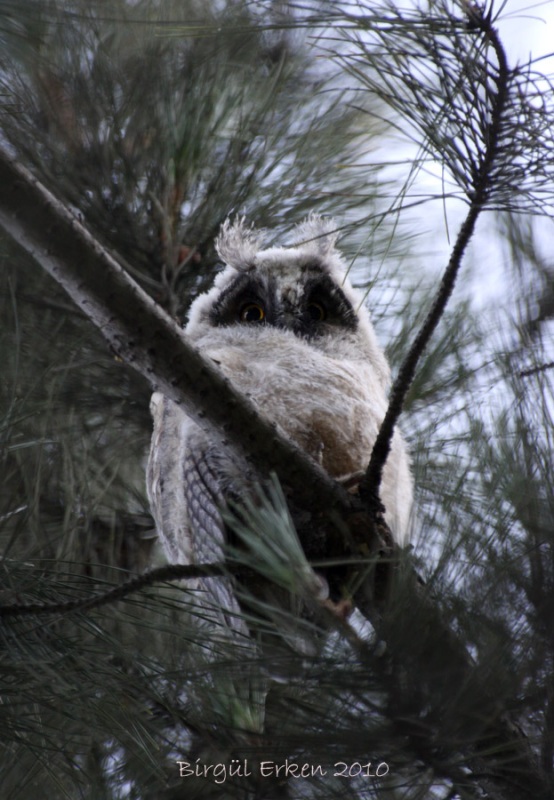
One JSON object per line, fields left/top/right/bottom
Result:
{"left": 186, "top": 216, "right": 389, "bottom": 379}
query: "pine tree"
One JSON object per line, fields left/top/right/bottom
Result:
{"left": 0, "top": 1, "right": 553, "bottom": 798}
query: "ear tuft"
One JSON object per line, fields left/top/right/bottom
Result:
{"left": 215, "top": 217, "right": 266, "bottom": 270}
{"left": 290, "top": 213, "right": 339, "bottom": 257}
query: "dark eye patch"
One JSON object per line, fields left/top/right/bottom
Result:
{"left": 302, "top": 274, "right": 358, "bottom": 332}
{"left": 209, "top": 273, "right": 270, "bottom": 327}
{"left": 206, "top": 267, "right": 356, "bottom": 337}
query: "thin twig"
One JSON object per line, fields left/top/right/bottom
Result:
{"left": 0, "top": 563, "right": 227, "bottom": 617}
{"left": 519, "top": 361, "right": 554, "bottom": 378}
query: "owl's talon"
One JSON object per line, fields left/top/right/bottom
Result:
{"left": 337, "top": 471, "right": 365, "bottom": 493}
{"left": 322, "top": 597, "right": 353, "bottom": 620}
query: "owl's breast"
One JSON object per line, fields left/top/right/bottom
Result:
{"left": 194, "top": 329, "right": 387, "bottom": 480}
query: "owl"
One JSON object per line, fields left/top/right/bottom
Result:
{"left": 147, "top": 216, "right": 413, "bottom": 637}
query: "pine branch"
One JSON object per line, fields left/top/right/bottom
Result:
{"left": 0, "top": 148, "right": 353, "bottom": 524}
{"left": 1, "top": 4, "right": 552, "bottom": 795}
{"left": 0, "top": 496, "right": 550, "bottom": 797}
{"left": 0, "top": 563, "right": 227, "bottom": 617}
{"left": 356, "top": 565, "right": 552, "bottom": 800}
{"left": 362, "top": 2, "right": 509, "bottom": 500}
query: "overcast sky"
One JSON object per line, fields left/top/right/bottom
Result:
{"left": 498, "top": 0, "right": 554, "bottom": 66}
{"left": 395, "top": 1, "right": 554, "bottom": 307}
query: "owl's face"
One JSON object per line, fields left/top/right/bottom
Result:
{"left": 185, "top": 216, "right": 390, "bottom": 382}
{"left": 206, "top": 259, "right": 358, "bottom": 341}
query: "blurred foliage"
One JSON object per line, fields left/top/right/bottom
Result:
{"left": 0, "top": 0, "right": 385, "bottom": 318}
{"left": 0, "top": 0, "right": 554, "bottom": 799}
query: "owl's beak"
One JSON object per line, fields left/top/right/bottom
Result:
{"left": 274, "top": 310, "right": 298, "bottom": 331}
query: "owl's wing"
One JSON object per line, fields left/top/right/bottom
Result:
{"left": 147, "top": 393, "right": 247, "bottom": 638}
{"left": 184, "top": 439, "right": 252, "bottom": 636}
{"left": 147, "top": 394, "right": 322, "bottom": 654}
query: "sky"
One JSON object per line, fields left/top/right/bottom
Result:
{"left": 497, "top": 0, "right": 554, "bottom": 66}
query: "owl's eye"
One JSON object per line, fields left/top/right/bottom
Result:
{"left": 306, "top": 302, "right": 326, "bottom": 322}
{"left": 240, "top": 302, "right": 265, "bottom": 323}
